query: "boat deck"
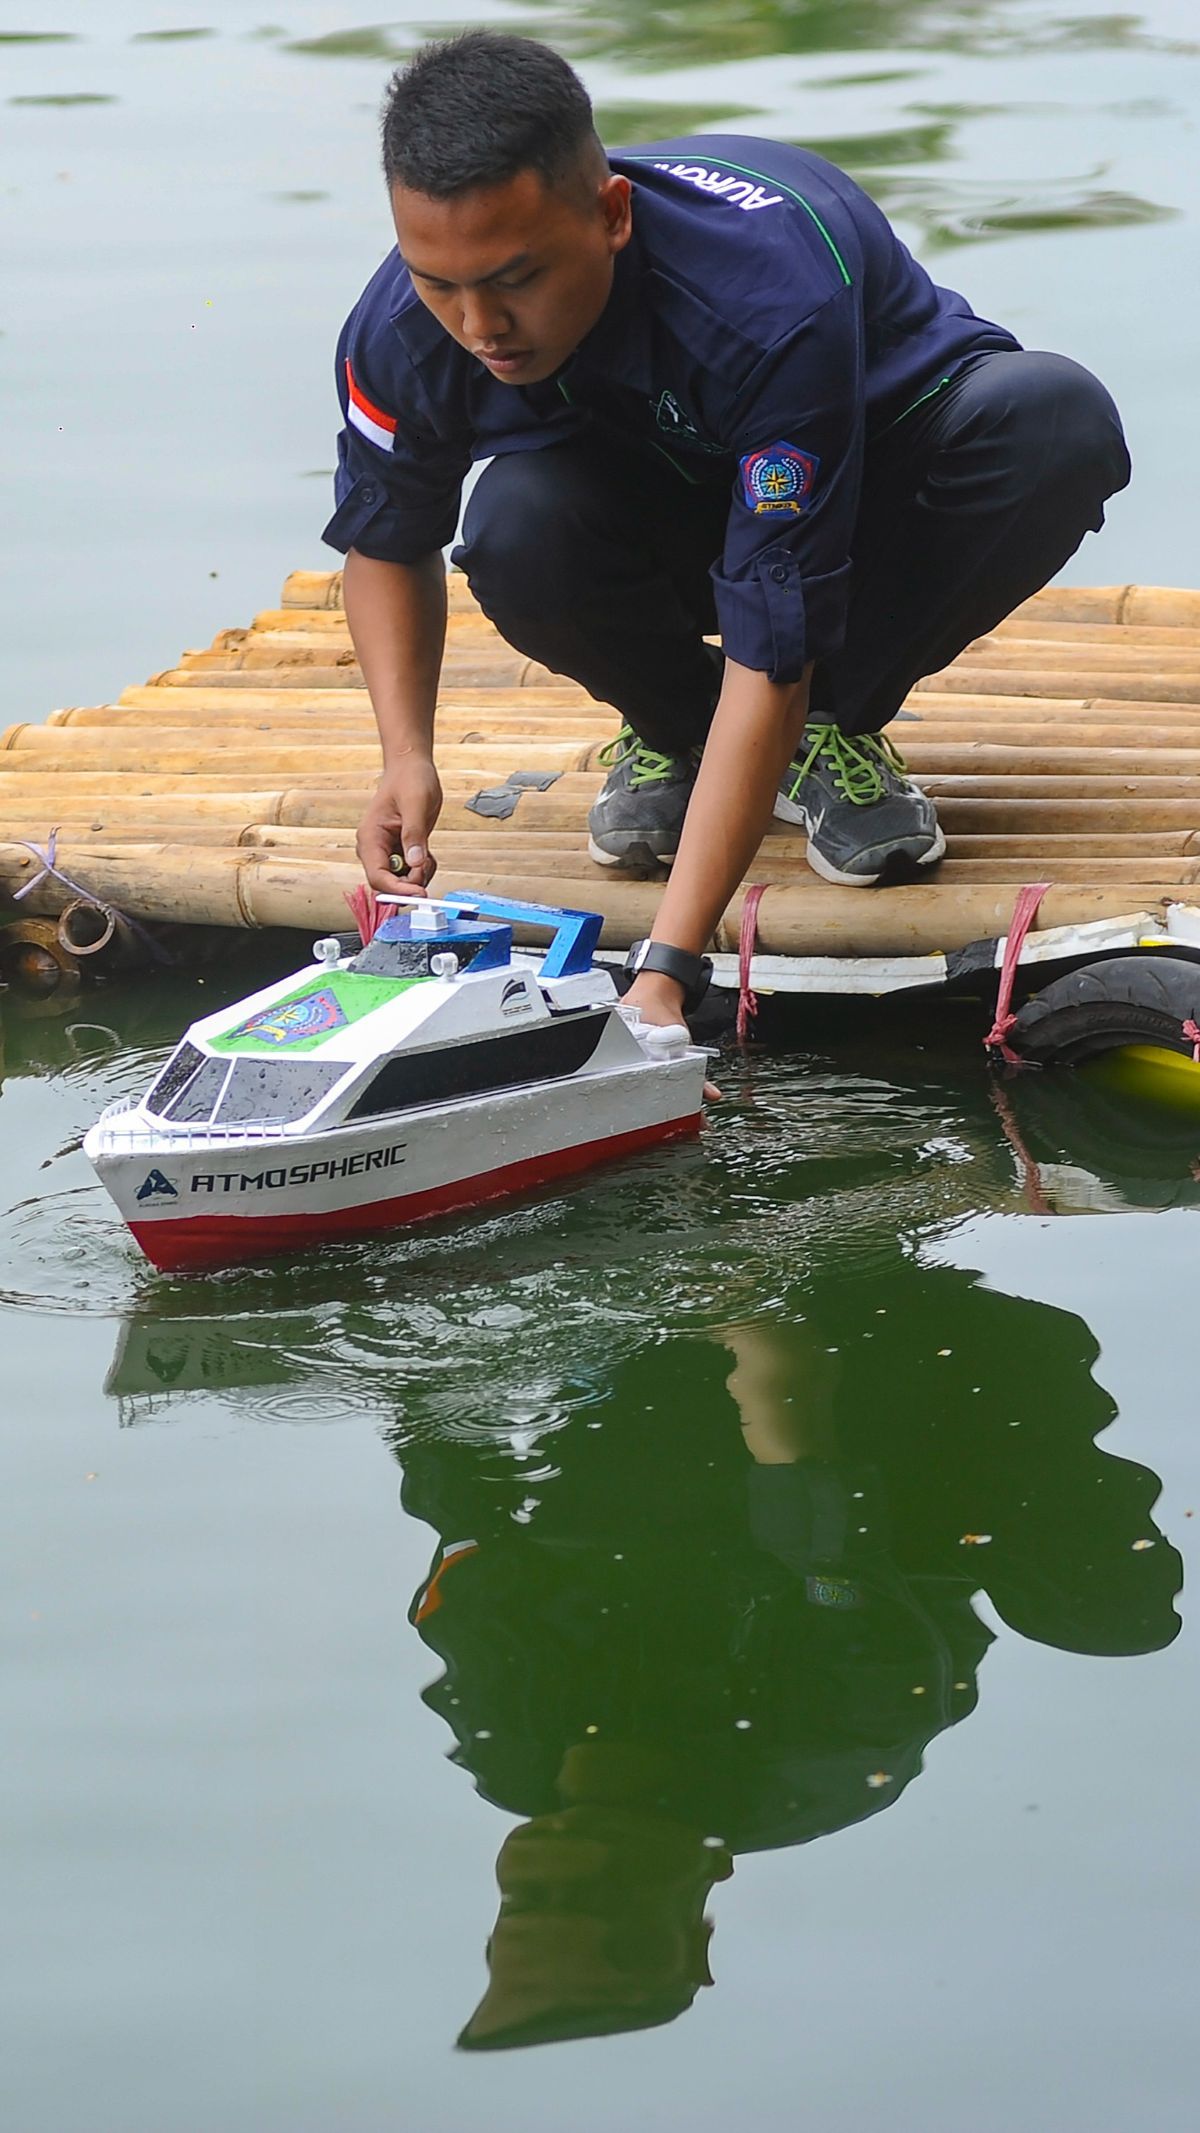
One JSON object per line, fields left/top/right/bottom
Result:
{"left": 4, "top": 569, "right": 1200, "bottom": 994}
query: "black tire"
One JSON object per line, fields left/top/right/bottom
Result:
{"left": 1011, "top": 954, "right": 1200, "bottom": 1066}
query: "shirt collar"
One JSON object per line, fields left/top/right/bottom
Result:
{"left": 560, "top": 218, "right": 654, "bottom": 397}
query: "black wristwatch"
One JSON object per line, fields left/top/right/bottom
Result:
{"left": 623, "top": 938, "right": 713, "bottom": 1013}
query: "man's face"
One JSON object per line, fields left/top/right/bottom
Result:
{"left": 392, "top": 164, "right": 632, "bottom": 385}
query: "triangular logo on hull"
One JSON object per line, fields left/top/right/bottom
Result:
{"left": 136, "top": 1168, "right": 179, "bottom": 1202}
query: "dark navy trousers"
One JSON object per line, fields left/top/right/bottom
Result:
{"left": 454, "top": 350, "right": 1131, "bottom": 753}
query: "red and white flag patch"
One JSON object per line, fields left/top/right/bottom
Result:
{"left": 345, "top": 357, "right": 398, "bottom": 451}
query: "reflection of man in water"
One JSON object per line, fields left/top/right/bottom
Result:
{"left": 392, "top": 1255, "right": 1181, "bottom": 2051}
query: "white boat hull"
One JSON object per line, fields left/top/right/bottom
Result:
{"left": 86, "top": 1054, "right": 704, "bottom": 1272}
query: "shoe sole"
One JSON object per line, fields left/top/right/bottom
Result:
{"left": 802, "top": 821, "right": 946, "bottom": 888}
{"left": 587, "top": 833, "right": 677, "bottom": 871}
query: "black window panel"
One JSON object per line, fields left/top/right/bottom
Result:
{"left": 351, "top": 939, "right": 435, "bottom": 978}
{"left": 146, "top": 1041, "right": 203, "bottom": 1116}
{"left": 350, "top": 937, "right": 484, "bottom": 978}
{"left": 215, "top": 1058, "right": 347, "bottom": 1125}
{"left": 346, "top": 1010, "right": 608, "bottom": 1121}
{"left": 165, "top": 1057, "right": 230, "bottom": 1123}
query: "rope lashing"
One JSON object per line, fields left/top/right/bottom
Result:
{"left": 9, "top": 828, "right": 174, "bottom": 964}
{"left": 983, "top": 881, "right": 1052, "bottom": 1066}
{"left": 736, "top": 882, "right": 768, "bottom": 1045}
{"left": 1183, "top": 1018, "right": 1200, "bottom": 1063}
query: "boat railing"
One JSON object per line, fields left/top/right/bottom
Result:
{"left": 94, "top": 1115, "right": 295, "bottom": 1151}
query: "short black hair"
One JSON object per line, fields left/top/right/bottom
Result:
{"left": 381, "top": 31, "right": 603, "bottom": 199}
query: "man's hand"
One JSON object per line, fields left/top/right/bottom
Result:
{"left": 623, "top": 969, "right": 688, "bottom": 1027}
{"left": 623, "top": 970, "right": 722, "bottom": 1100}
{"left": 355, "top": 753, "right": 443, "bottom": 895}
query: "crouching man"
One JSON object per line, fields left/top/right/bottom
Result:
{"left": 326, "top": 31, "right": 1130, "bottom": 1027}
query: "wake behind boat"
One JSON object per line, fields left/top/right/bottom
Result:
{"left": 84, "top": 894, "right": 708, "bottom": 1272}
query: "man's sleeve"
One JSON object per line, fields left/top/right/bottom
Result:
{"left": 712, "top": 287, "right": 864, "bottom": 683}
{"left": 321, "top": 313, "right": 471, "bottom": 564}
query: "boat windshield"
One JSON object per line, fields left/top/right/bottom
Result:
{"left": 145, "top": 1045, "right": 346, "bottom": 1126}
{"left": 214, "top": 1058, "right": 346, "bottom": 1125}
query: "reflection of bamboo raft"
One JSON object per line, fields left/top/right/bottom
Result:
{"left": 2, "top": 568, "right": 1200, "bottom": 962}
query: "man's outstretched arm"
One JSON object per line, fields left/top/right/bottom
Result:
{"left": 344, "top": 546, "right": 447, "bottom": 893}
{"left": 624, "top": 657, "right": 813, "bottom": 1024}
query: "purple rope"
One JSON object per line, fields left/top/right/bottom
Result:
{"left": 9, "top": 828, "right": 175, "bottom": 964}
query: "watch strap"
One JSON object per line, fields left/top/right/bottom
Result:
{"left": 624, "top": 938, "right": 713, "bottom": 1012}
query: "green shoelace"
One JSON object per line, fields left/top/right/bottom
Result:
{"left": 781, "top": 724, "right": 909, "bottom": 807}
{"left": 597, "top": 725, "right": 684, "bottom": 789}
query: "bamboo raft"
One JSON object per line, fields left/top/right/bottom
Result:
{"left": 4, "top": 569, "right": 1200, "bottom": 994}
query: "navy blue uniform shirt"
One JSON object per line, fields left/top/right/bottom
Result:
{"left": 324, "top": 136, "right": 1020, "bottom": 681}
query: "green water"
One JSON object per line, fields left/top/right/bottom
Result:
{"left": 4, "top": 4, "right": 1200, "bottom": 2126}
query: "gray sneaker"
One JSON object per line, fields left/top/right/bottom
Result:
{"left": 587, "top": 727, "right": 698, "bottom": 869}
{"left": 773, "top": 723, "right": 945, "bottom": 885}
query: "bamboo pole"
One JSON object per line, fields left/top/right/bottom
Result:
{"left": 19, "top": 732, "right": 1200, "bottom": 783}
{"left": 45, "top": 689, "right": 1200, "bottom": 731}
{"left": 9, "top": 839, "right": 1194, "bottom": 894}
{"left": 277, "top": 570, "right": 1200, "bottom": 631}
{"left": 1, "top": 842, "right": 1180, "bottom": 953}
{"left": 280, "top": 567, "right": 479, "bottom": 613}
{"left": 931, "top": 858, "right": 1200, "bottom": 884}
{"left": 51, "top": 699, "right": 615, "bottom": 732}
{"left": 2, "top": 773, "right": 1197, "bottom": 833}
{"left": 252, "top": 604, "right": 482, "bottom": 635}
{"left": 925, "top": 798, "right": 1200, "bottom": 833}
{"left": 148, "top": 656, "right": 567, "bottom": 690}
{"left": 986, "top": 620, "right": 1200, "bottom": 648}
{"left": 949, "top": 639, "right": 1200, "bottom": 670}
{"left": 945, "top": 830, "right": 1200, "bottom": 857}
{"left": 7, "top": 819, "right": 1197, "bottom": 870}
{"left": 919, "top": 666, "right": 1200, "bottom": 705}
{"left": 1009, "top": 586, "right": 1200, "bottom": 627}
{"left": 27, "top": 716, "right": 1200, "bottom": 757}
{"left": 2, "top": 790, "right": 1197, "bottom": 845}
{"left": 904, "top": 697, "right": 1200, "bottom": 725}
{"left": 0, "top": 734, "right": 605, "bottom": 776}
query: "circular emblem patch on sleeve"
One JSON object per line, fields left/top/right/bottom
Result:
{"left": 739, "top": 440, "right": 820, "bottom": 514}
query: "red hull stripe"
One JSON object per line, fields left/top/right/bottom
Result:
{"left": 345, "top": 358, "right": 397, "bottom": 434}
{"left": 129, "top": 1113, "right": 701, "bottom": 1272}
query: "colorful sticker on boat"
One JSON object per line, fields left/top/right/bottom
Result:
{"left": 231, "top": 985, "right": 348, "bottom": 1048}
{"left": 739, "top": 441, "right": 819, "bottom": 515}
{"left": 212, "top": 973, "right": 421, "bottom": 1057}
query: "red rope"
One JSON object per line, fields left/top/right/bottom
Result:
{"left": 344, "top": 884, "right": 382, "bottom": 945}
{"left": 989, "top": 1079, "right": 1054, "bottom": 1216}
{"left": 983, "top": 881, "right": 1052, "bottom": 1066}
{"left": 736, "top": 883, "right": 768, "bottom": 1045}
{"left": 1183, "top": 1018, "right": 1200, "bottom": 1063}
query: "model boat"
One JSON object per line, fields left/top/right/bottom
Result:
{"left": 84, "top": 893, "right": 709, "bottom": 1272}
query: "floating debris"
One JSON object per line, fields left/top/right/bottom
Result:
{"left": 959, "top": 1532, "right": 993, "bottom": 1546}
{"left": 1131, "top": 1537, "right": 1156, "bottom": 1551}
{"left": 866, "top": 1771, "right": 894, "bottom": 1789}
